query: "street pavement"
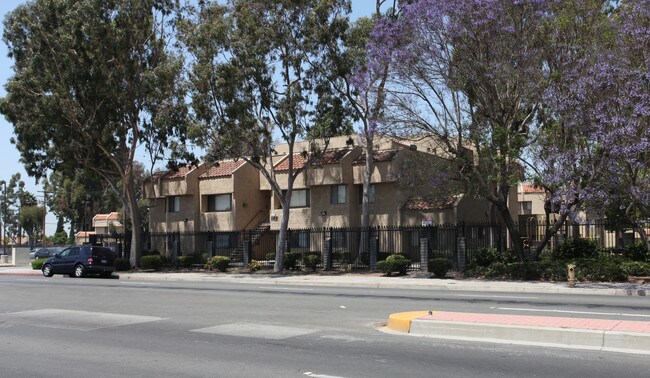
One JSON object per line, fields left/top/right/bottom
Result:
{"left": 2, "top": 263, "right": 650, "bottom": 355}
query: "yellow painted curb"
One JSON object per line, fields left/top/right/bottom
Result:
{"left": 387, "top": 311, "right": 432, "bottom": 333}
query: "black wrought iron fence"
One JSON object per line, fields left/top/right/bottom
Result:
{"left": 98, "top": 219, "right": 648, "bottom": 270}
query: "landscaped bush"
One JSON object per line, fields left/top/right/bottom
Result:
{"left": 484, "top": 262, "right": 508, "bottom": 278}
{"left": 428, "top": 258, "right": 453, "bottom": 278}
{"left": 333, "top": 250, "right": 351, "bottom": 264}
{"left": 621, "top": 260, "right": 650, "bottom": 277}
{"left": 265, "top": 252, "right": 276, "bottom": 261}
{"left": 283, "top": 252, "right": 300, "bottom": 270}
{"left": 508, "top": 262, "right": 542, "bottom": 281}
{"left": 537, "top": 259, "right": 568, "bottom": 281}
{"left": 142, "top": 250, "right": 160, "bottom": 256}
{"left": 574, "top": 256, "right": 627, "bottom": 282}
{"left": 472, "top": 247, "right": 514, "bottom": 267}
{"left": 623, "top": 242, "right": 648, "bottom": 262}
{"left": 140, "top": 255, "right": 162, "bottom": 271}
{"left": 32, "top": 258, "right": 48, "bottom": 270}
{"left": 205, "top": 256, "right": 230, "bottom": 272}
{"left": 114, "top": 258, "right": 131, "bottom": 271}
{"left": 176, "top": 255, "right": 195, "bottom": 268}
{"left": 552, "top": 237, "right": 599, "bottom": 260}
{"left": 302, "top": 254, "right": 321, "bottom": 272}
{"left": 248, "top": 260, "right": 262, "bottom": 272}
{"left": 376, "top": 254, "right": 410, "bottom": 276}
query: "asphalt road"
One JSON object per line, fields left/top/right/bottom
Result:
{"left": 1, "top": 275, "right": 649, "bottom": 377}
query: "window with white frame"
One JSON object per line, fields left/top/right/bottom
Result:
{"left": 167, "top": 196, "right": 180, "bottom": 213}
{"left": 357, "top": 184, "right": 376, "bottom": 204}
{"left": 288, "top": 189, "right": 310, "bottom": 208}
{"left": 207, "top": 194, "right": 232, "bottom": 212}
{"left": 519, "top": 201, "right": 532, "bottom": 214}
{"left": 330, "top": 184, "right": 346, "bottom": 204}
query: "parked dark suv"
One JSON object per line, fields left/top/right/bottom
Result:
{"left": 42, "top": 245, "right": 117, "bottom": 278}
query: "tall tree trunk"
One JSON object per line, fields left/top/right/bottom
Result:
{"left": 125, "top": 175, "right": 142, "bottom": 268}
{"left": 496, "top": 203, "right": 524, "bottom": 261}
{"left": 274, "top": 203, "right": 291, "bottom": 272}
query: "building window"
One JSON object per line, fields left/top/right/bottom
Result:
{"left": 519, "top": 201, "right": 532, "bottom": 214}
{"left": 290, "top": 231, "right": 310, "bottom": 249}
{"left": 215, "top": 234, "right": 231, "bottom": 248}
{"left": 288, "top": 189, "right": 310, "bottom": 208}
{"left": 167, "top": 196, "right": 180, "bottom": 213}
{"left": 207, "top": 194, "right": 232, "bottom": 212}
{"left": 330, "top": 185, "right": 346, "bottom": 204}
{"left": 358, "top": 184, "right": 376, "bottom": 204}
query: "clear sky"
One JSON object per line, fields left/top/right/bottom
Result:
{"left": 0, "top": 0, "right": 376, "bottom": 236}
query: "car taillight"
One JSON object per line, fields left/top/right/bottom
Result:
{"left": 87, "top": 258, "right": 93, "bottom": 264}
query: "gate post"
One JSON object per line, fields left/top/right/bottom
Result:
{"left": 420, "top": 238, "right": 429, "bottom": 272}
{"left": 369, "top": 234, "right": 378, "bottom": 270}
{"left": 323, "top": 230, "right": 332, "bottom": 271}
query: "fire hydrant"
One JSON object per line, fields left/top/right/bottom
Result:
{"left": 567, "top": 264, "right": 576, "bottom": 287}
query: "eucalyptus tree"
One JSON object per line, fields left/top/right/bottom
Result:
{"left": 1, "top": 0, "right": 188, "bottom": 266}
{"left": 181, "top": 0, "right": 353, "bottom": 271}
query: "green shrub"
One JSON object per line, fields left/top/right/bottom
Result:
{"left": 553, "top": 237, "right": 599, "bottom": 260}
{"left": 142, "top": 250, "right": 160, "bottom": 256}
{"left": 428, "top": 258, "right": 453, "bottom": 278}
{"left": 140, "top": 255, "right": 162, "bottom": 271}
{"left": 265, "top": 252, "right": 276, "bottom": 261}
{"left": 283, "top": 252, "right": 300, "bottom": 270}
{"left": 508, "top": 262, "right": 542, "bottom": 281}
{"left": 574, "top": 256, "right": 627, "bottom": 282}
{"left": 114, "top": 258, "right": 131, "bottom": 271}
{"left": 32, "top": 258, "right": 48, "bottom": 270}
{"left": 248, "top": 260, "right": 262, "bottom": 272}
{"left": 472, "top": 247, "right": 514, "bottom": 267}
{"left": 623, "top": 242, "right": 648, "bottom": 262}
{"left": 303, "top": 254, "right": 321, "bottom": 272}
{"left": 377, "top": 254, "right": 411, "bottom": 276}
{"left": 484, "top": 262, "right": 508, "bottom": 278}
{"left": 621, "top": 260, "right": 650, "bottom": 277}
{"left": 537, "top": 260, "right": 568, "bottom": 281}
{"left": 333, "top": 251, "right": 352, "bottom": 264}
{"left": 176, "top": 255, "right": 195, "bottom": 269}
{"left": 205, "top": 256, "right": 230, "bottom": 272}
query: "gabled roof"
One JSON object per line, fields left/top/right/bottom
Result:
{"left": 314, "top": 149, "right": 351, "bottom": 165}
{"left": 93, "top": 212, "right": 120, "bottom": 221}
{"left": 200, "top": 160, "right": 246, "bottom": 179}
{"left": 353, "top": 150, "right": 400, "bottom": 165}
{"left": 404, "top": 198, "right": 455, "bottom": 211}
{"left": 274, "top": 153, "right": 307, "bottom": 172}
{"left": 147, "top": 166, "right": 196, "bottom": 182}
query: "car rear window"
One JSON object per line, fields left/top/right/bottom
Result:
{"left": 91, "top": 247, "right": 116, "bottom": 259}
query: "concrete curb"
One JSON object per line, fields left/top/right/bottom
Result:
{"left": 385, "top": 311, "right": 650, "bottom": 355}
{"left": 407, "top": 319, "right": 650, "bottom": 355}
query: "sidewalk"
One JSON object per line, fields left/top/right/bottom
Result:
{"left": 2, "top": 264, "right": 650, "bottom": 296}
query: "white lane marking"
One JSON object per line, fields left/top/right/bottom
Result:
{"left": 455, "top": 294, "right": 539, "bottom": 299}
{"left": 303, "top": 372, "right": 347, "bottom": 378}
{"left": 120, "top": 282, "right": 160, "bottom": 286}
{"left": 192, "top": 323, "right": 317, "bottom": 340}
{"left": 4, "top": 309, "right": 165, "bottom": 331}
{"left": 498, "top": 307, "right": 650, "bottom": 318}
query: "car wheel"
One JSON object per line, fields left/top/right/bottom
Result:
{"left": 73, "top": 264, "right": 86, "bottom": 278}
{"left": 42, "top": 264, "right": 54, "bottom": 277}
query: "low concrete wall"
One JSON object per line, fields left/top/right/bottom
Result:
{"left": 12, "top": 247, "right": 31, "bottom": 266}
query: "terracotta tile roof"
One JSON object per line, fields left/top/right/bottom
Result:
{"left": 147, "top": 166, "right": 195, "bottom": 182}
{"left": 200, "top": 160, "right": 246, "bottom": 179}
{"left": 521, "top": 184, "right": 545, "bottom": 193}
{"left": 75, "top": 231, "right": 96, "bottom": 237}
{"left": 404, "top": 198, "right": 455, "bottom": 210}
{"left": 314, "top": 149, "right": 351, "bottom": 165}
{"left": 274, "top": 153, "right": 307, "bottom": 172}
{"left": 353, "top": 150, "right": 400, "bottom": 165}
{"left": 93, "top": 212, "right": 120, "bottom": 221}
